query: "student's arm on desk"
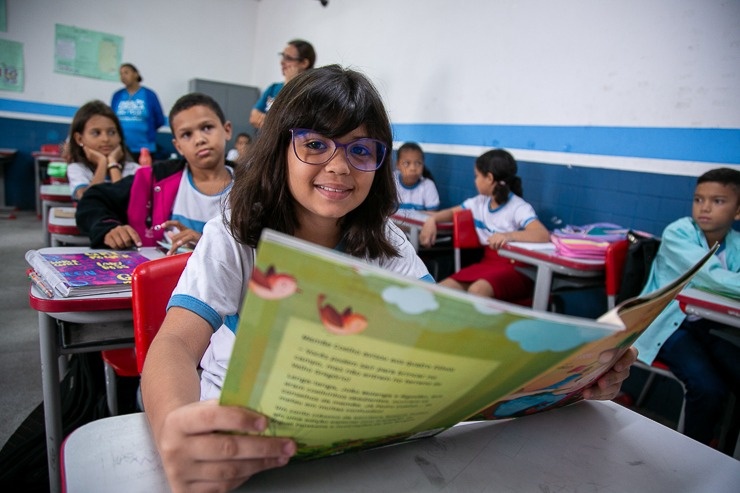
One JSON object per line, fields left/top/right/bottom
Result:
{"left": 75, "top": 177, "right": 133, "bottom": 247}
{"left": 489, "top": 219, "right": 550, "bottom": 249}
{"left": 141, "top": 307, "right": 295, "bottom": 492}
{"left": 419, "top": 205, "right": 461, "bottom": 247}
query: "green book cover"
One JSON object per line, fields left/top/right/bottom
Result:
{"left": 220, "top": 229, "right": 712, "bottom": 460}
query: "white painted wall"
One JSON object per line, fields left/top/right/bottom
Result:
{"left": 1, "top": 0, "right": 738, "bottom": 131}
{"left": 0, "top": 0, "right": 258, "bottom": 118}
{"left": 252, "top": 0, "right": 740, "bottom": 129}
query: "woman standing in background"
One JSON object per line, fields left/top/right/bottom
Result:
{"left": 249, "top": 39, "right": 316, "bottom": 130}
{"left": 111, "top": 63, "right": 166, "bottom": 161}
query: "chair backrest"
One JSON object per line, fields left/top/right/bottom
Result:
{"left": 453, "top": 209, "right": 479, "bottom": 249}
{"left": 133, "top": 252, "right": 192, "bottom": 373}
{"left": 605, "top": 239, "right": 630, "bottom": 309}
{"left": 453, "top": 209, "right": 481, "bottom": 271}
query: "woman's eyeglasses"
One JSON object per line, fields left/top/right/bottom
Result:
{"left": 290, "top": 128, "right": 387, "bottom": 172}
{"left": 278, "top": 52, "right": 302, "bottom": 63}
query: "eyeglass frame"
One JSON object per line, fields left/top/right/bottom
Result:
{"left": 278, "top": 52, "right": 303, "bottom": 63}
{"left": 289, "top": 128, "right": 388, "bottom": 172}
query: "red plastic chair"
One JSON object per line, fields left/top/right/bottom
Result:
{"left": 452, "top": 209, "right": 482, "bottom": 272}
{"left": 604, "top": 239, "right": 630, "bottom": 310}
{"left": 452, "top": 209, "right": 535, "bottom": 308}
{"left": 604, "top": 239, "right": 685, "bottom": 431}
{"left": 101, "top": 252, "right": 192, "bottom": 414}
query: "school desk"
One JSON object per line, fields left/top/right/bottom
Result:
{"left": 40, "top": 184, "right": 73, "bottom": 245}
{"left": 391, "top": 209, "right": 453, "bottom": 251}
{"left": 32, "top": 148, "right": 63, "bottom": 216}
{"left": 59, "top": 400, "right": 740, "bottom": 493}
{"left": 47, "top": 206, "right": 89, "bottom": 247}
{"left": 499, "top": 241, "right": 605, "bottom": 311}
{"left": 28, "top": 246, "right": 162, "bottom": 493}
{"left": 677, "top": 287, "right": 740, "bottom": 330}
{"left": 0, "top": 147, "right": 18, "bottom": 219}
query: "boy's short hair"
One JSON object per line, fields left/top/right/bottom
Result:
{"left": 236, "top": 132, "right": 252, "bottom": 142}
{"left": 697, "top": 167, "right": 740, "bottom": 190}
{"left": 169, "top": 93, "right": 226, "bottom": 133}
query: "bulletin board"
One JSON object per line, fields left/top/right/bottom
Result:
{"left": 53, "top": 24, "right": 122, "bottom": 81}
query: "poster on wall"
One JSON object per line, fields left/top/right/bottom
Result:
{"left": 0, "top": 38, "right": 24, "bottom": 92}
{"left": 54, "top": 24, "right": 122, "bottom": 81}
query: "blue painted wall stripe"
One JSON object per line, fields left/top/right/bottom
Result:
{"left": 0, "top": 98, "right": 78, "bottom": 118}
{"left": 2, "top": 98, "right": 739, "bottom": 164}
{"left": 393, "top": 123, "right": 740, "bottom": 165}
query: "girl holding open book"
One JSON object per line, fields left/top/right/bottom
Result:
{"left": 140, "top": 65, "right": 638, "bottom": 493}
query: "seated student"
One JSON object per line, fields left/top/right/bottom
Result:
{"left": 226, "top": 132, "right": 252, "bottom": 164}
{"left": 66, "top": 100, "right": 140, "bottom": 200}
{"left": 140, "top": 65, "right": 637, "bottom": 492}
{"left": 76, "top": 93, "right": 236, "bottom": 254}
{"left": 419, "top": 149, "right": 550, "bottom": 300}
{"left": 634, "top": 167, "right": 740, "bottom": 447}
{"left": 394, "top": 142, "right": 440, "bottom": 211}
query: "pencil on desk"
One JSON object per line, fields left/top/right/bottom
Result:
{"left": 28, "top": 269, "right": 54, "bottom": 298}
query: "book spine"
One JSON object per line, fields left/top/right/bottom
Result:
{"left": 24, "top": 250, "right": 71, "bottom": 297}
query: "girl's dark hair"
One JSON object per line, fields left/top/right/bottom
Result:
{"left": 120, "top": 63, "right": 142, "bottom": 82}
{"left": 397, "top": 141, "right": 434, "bottom": 182}
{"left": 67, "top": 100, "right": 130, "bottom": 167}
{"left": 229, "top": 64, "right": 399, "bottom": 259}
{"left": 288, "top": 39, "right": 317, "bottom": 69}
{"left": 475, "top": 149, "right": 522, "bottom": 204}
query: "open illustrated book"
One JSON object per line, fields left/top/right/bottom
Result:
{"left": 220, "top": 229, "right": 716, "bottom": 461}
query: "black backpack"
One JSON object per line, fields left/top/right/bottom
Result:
{"left": 616, "top": 231, "right": 661, "bottom": 304}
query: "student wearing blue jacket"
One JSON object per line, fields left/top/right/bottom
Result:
{"left": 634, "top": 167, "right": 740, "bottom": 446}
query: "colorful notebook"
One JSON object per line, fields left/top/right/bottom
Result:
{"left": 25, "top": 250, "right": 150, "bottom": 297}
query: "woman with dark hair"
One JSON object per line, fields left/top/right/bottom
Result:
{"left": 249, "top": 39, "right": 316, "bottom": 130}
{"left": 111, "top": 62, "right": 166, "bottom": 161}
{"left": 420, "top": 149, "right": 550, "bottom": 300}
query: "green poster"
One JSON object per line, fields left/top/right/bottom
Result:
{"left": 54, "top": 24, "right": 123, "bottom": 81}
{"left": 0, "top": 38, "right": 23, "bottom": 92}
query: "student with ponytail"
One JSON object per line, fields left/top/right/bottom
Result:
{"left": 419, "top": 149, "right": 550, "bottom": 300}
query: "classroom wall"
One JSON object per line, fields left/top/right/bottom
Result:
{"left": 0, "top": 0, "right": 258, "bottom": 208}
{"left": 249, "top": 0, "right": 740, "bottom": 235}
{"left": 1, "top": 0, "right": 739, "bottom": 235}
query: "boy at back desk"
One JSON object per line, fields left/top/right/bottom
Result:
{"left": 634, "top": 167, "right": 740, "bottom": 446}
{"left": 76, "top": 93, "right": 235, "bottom": 254}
